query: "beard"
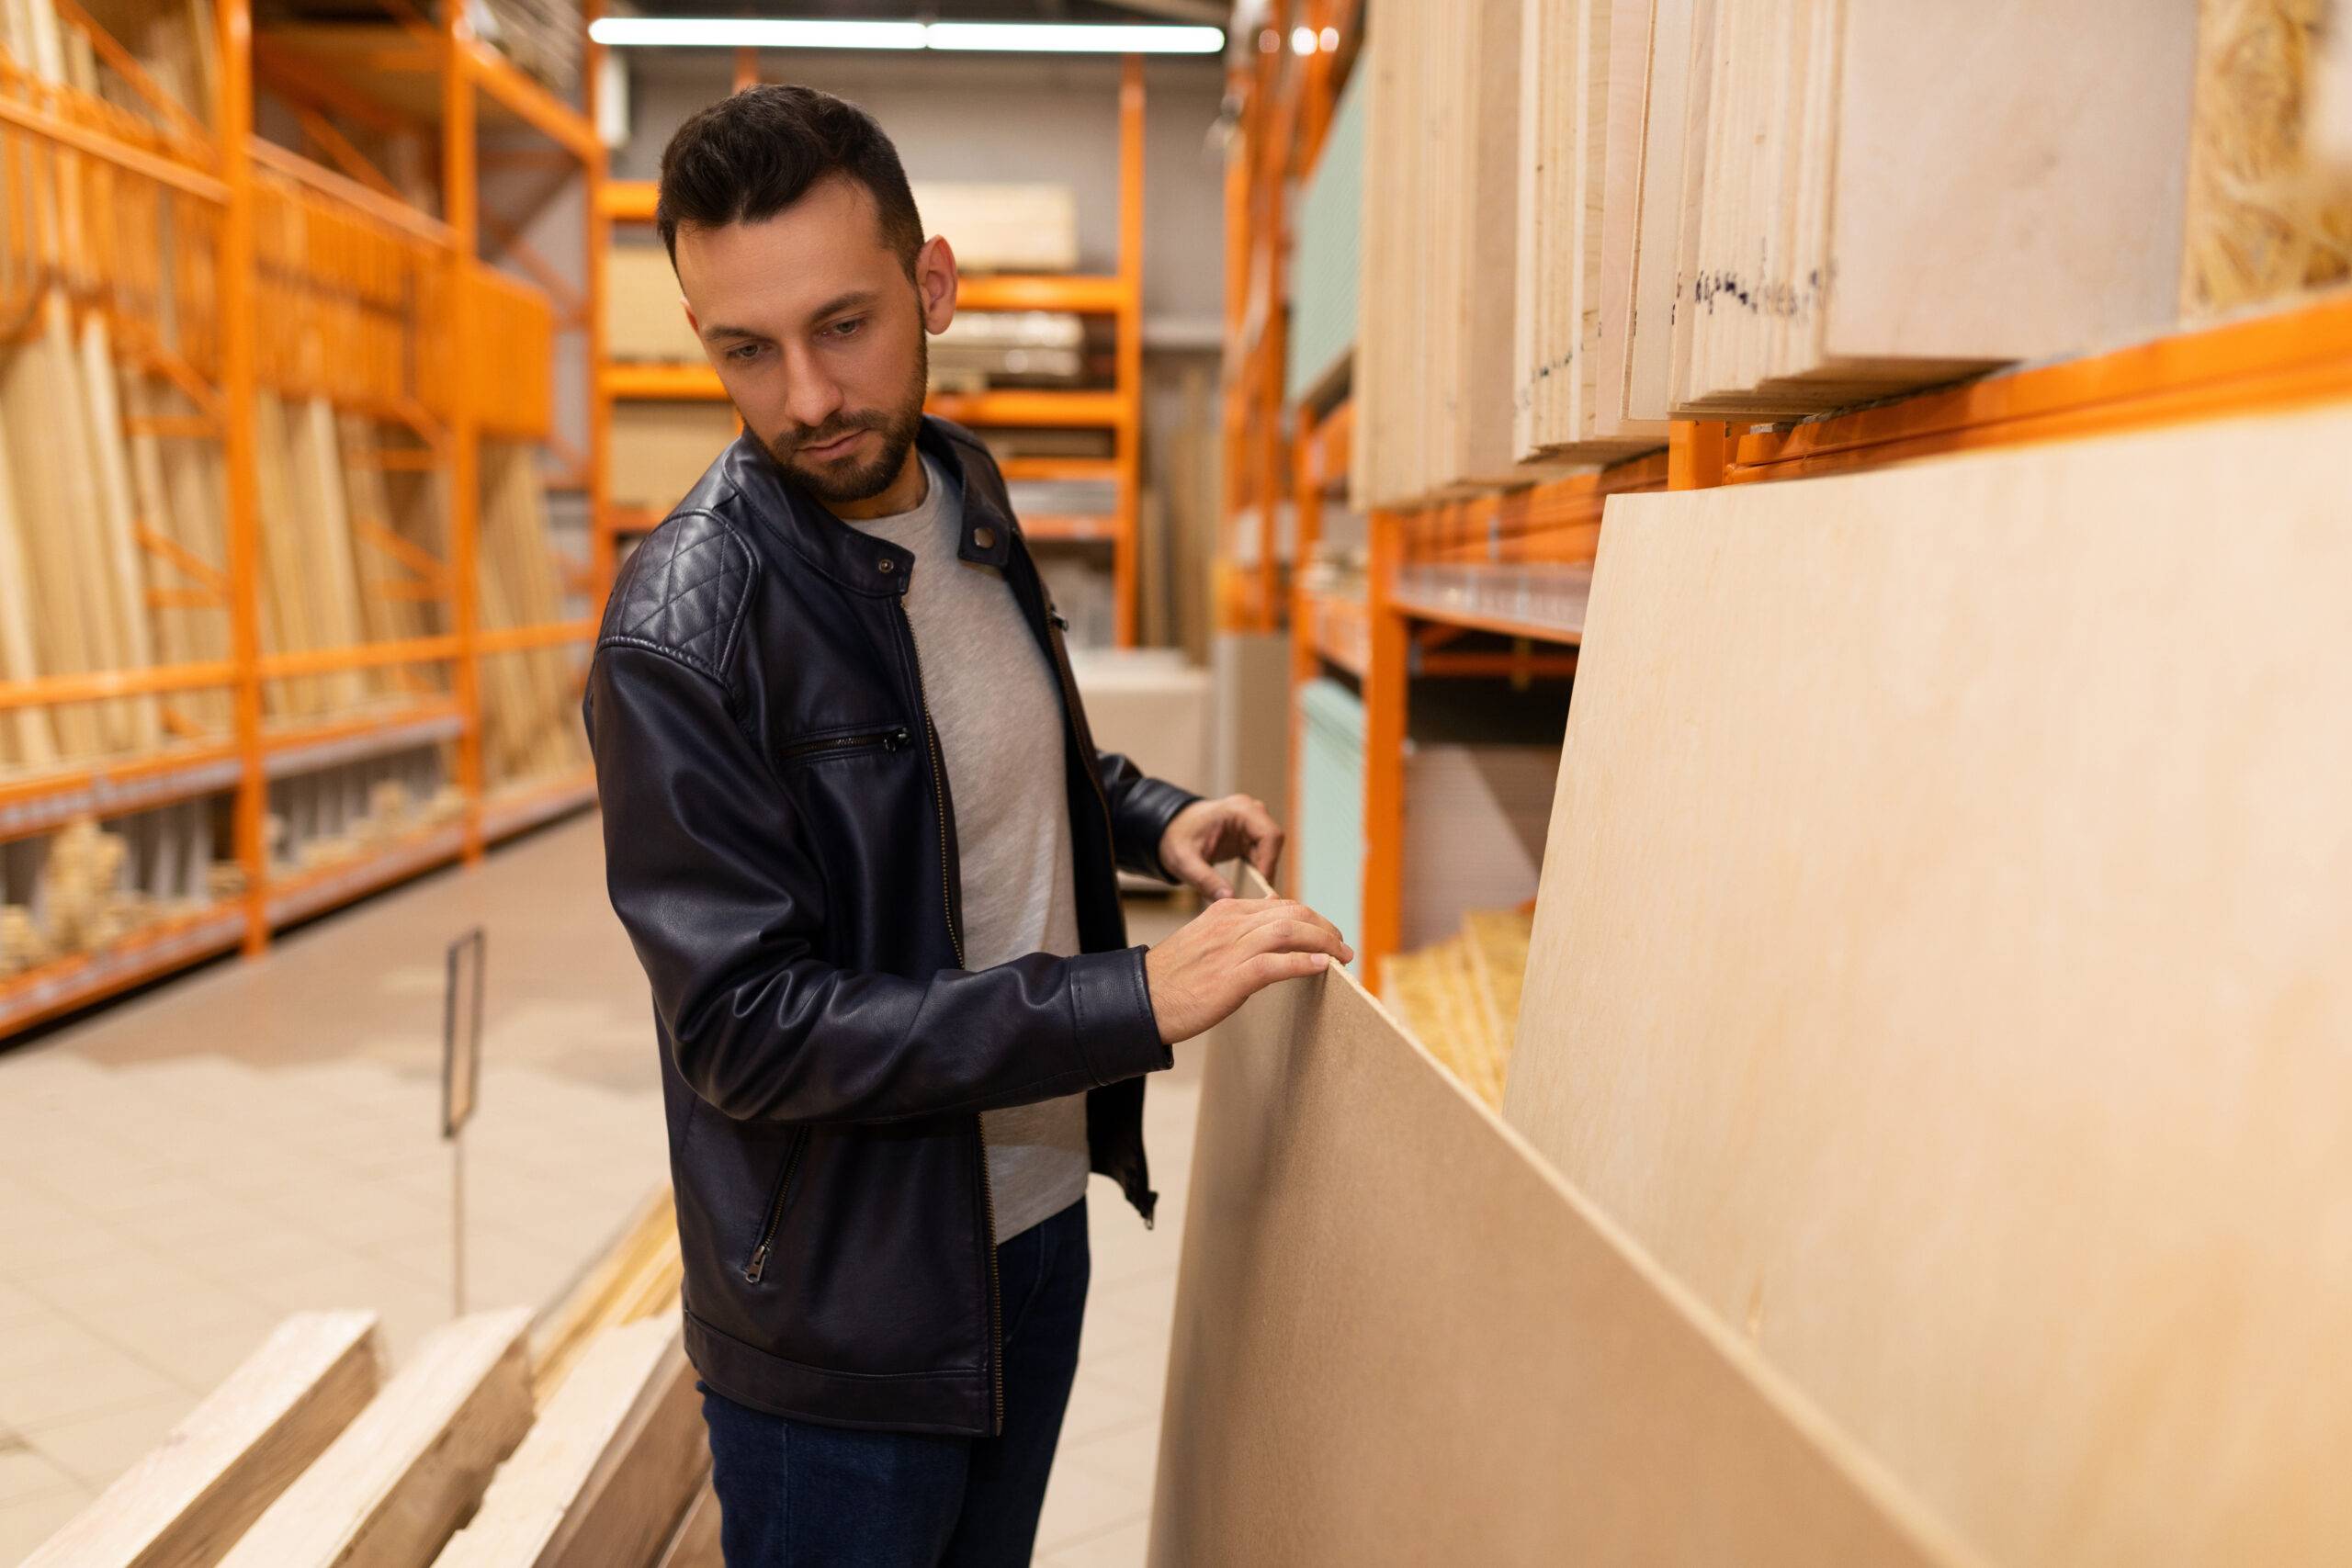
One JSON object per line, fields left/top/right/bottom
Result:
{"left": 752, "top": 334, "right": 929, "bottom": 507}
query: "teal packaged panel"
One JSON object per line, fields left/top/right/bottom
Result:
{"left": 1296, "top": 677, "right": 1365, "bottom": 974}
{"left": 1285, "top": 67, "right": 1366, "bottom": 408}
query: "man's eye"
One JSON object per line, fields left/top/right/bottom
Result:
{"left": 828, "top": 318, "right": 865, "bottom": 339}
{"left": 729, "top": 344, "right": 765, "bottom": 362}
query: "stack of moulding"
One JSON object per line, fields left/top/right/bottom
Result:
{"left": 1285, "top": 61, "right": 1367, "bottom": 409}
{"left": 2179, "top": 0, "right": 2352, "bottom": 320}
{"left": 1649, "top": 0, "right": 2198, "bottom": 419}
{"left": 1513, "top": 0, "right": 1671, "bottom": 463}
{"left": 343, "top": 412, "right": 451, "bottom": 661}
{"left": 478, "top": 438, "right": 590, "bottom": 791}
{"left": 0, "top": 0, "right": 164, "bottom": 765}
{"left": 1506, "top": 401, "right": 2352, "bottom": 1565}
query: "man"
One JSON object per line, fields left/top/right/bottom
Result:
{"left": 585, "top": 85, "right": 1352, "bottom": 1566}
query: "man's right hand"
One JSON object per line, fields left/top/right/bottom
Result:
{"left": 1144, "top": 895, "right": 1354, "bottom": 1045}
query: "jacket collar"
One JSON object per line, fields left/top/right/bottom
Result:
{"left": 720, "top": 416, "right": 1016, "bottom": 597}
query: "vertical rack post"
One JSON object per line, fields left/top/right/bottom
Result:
{"left": 443, "top": 12, "right": 484, "bottom": 861}
{"left": 585, "top": 7, "right": 616, "bottom": 605}
{"left": 1359, "top": 504, "right": 1406, "bottom": 987}
{"left": 1114, "top": 54, "right": 1146, "bottom": 648}
{"left": 215, "top": 0, "right": 269, "bottom": 955}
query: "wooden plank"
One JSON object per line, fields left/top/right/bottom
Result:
{"left": 219, "top": 1307, "right": 535, "bottom": 1568}
{"left": 1508, "top": 403, "right": 2352, "bottom": 1568}
{"left": 24, "top": 1312, "right": 382, "bottom": 1568}
{"left": 1149, "top": 867, "right": 1968, "bottom": 1567}
{"left": 650, "top": 1480, "right": 722, "bottom": 1568}
{"left": 433, "top": 1319, "right": 706, "bottom": 1568}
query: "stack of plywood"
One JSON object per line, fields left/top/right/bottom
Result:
{"left": 1657, "top": 0, "right": 2198, "bottom": 417}
{"left": 1355, "top": 1, "right": 2235, "bottom": 503}
{"left": 1355, "top": 0, "right": 1541, "bottom": 505}
{"left": 28, "top": 1188, "right": 708, "bottom": 1568}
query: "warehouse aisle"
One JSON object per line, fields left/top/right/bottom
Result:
{"left": 0, "top": 814, "right": 1196, "bottom": 1564}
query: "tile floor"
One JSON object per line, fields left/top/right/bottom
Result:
{"left": 0, "top": 812, "right": 1198, "bottom": 1565}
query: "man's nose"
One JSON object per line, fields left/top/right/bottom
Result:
{"left": 782, "top": 350, "right": 844, "bottom": 434}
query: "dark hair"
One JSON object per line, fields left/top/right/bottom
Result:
{"left": 655, "top": 85, "right": 924, "bottom": 274}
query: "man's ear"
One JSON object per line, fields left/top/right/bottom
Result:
{"left": 916, "top": 235, "right": 958, "bottom": 334}
{"left": 680, "top": 297, "right": 700, "bottom": 343}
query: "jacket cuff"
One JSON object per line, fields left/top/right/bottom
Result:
{"left": 1120, "top": 776, "right": 1202, "bottom": 883}
{"left": 1067, "top": 946, "right": 1173, "bottom": 1086}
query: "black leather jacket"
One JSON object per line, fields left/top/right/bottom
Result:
{"left": 584, "top": 417, "right": 1196, "bottom": 1437}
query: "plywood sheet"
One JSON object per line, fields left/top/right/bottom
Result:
{"left": 1149, "top": 872, "right": 1963, "bottom": 1568}
{"left": 1823, "top": 0, "right": 2196, "bottom": 367}
{"left": 1506, "top": 403, "right": 2352, "bottom": 1568}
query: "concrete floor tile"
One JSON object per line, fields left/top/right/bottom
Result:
{"left": 1059, "top": 1371, "right": 1156, "bottom": 1446}
{"left": 1039, "top": 1514, "right": 1151, "bottom": 1568}
{"left": 1059, "top": 1416, "right": 1162, "bottom": 1495}
{"left": 0, "top": 1340, "right": 180, "bottom": 1430}
{"left": 0, "top": 1443, "right": 80, "bottom": 1506}
{"left": 25, "top": 1391, "right": 198, "bottom": 1491}
{"left": 1034, "top": 1461, "right": 1147, "bottom": 1557}
{"left": 0, "top": 1483, "right": 91, "bottom": 1563}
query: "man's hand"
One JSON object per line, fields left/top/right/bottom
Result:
{"left": 1145, "top": 895, "right": 1352, "bottom": 1045}
{"left": 1158, "top": 795, "right": 1283, "bottom": 901}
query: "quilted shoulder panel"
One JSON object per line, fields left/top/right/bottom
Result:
{"left": 596, "top": 510, "right": 757, "bottom": 681}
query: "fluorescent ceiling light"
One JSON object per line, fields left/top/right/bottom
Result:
{"left": 925, "top": 23, "right": 1224, "bottom": 53}
{"left": 588, "top": 17, "right": 1226, "bottom": 55}
{"left": 589, "top": 18, "right": 923, "bottom": 49}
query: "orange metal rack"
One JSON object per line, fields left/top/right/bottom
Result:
{"left": 0, "top": 0, "right": 606, "bottom": 1040}
{"left": 591, "top": 52, "right": 1152, "bottom": 644}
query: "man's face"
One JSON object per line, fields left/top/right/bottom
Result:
{"left": 673, "top": 176, "right": 956, "bottom": 509}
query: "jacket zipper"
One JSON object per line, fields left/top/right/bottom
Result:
{"left": 777, "top": 725, "right": 911, "bottom": 762}
{"left": 742, "top": 1129, "right": 810, "bottom": 1284}
{"left": 896, "top": 596, "right": 1002, "bottom": 1434}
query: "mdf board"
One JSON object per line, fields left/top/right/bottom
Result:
{"left": 25, "top": 1312, "right": 383, "bottom": 1568}
{"left": 432, "top": 1319, "right": 705, "bottom": 1568}
{"left": 220, "top": 1308, "right": 534, "bottom": 1568}
{"left": 1149, "top": 869, "right": 1963, "bottom": 1568}
{"left": 907, "top": 183, "right": 1078, "bottom": 274}
{"left": 605, "top": 243, "right": 702, "bottom": 365}
{"left": 1504, "top": 403, "right": 2352, "bottom": 1568}
{"left": 610, "top": 402, "right": 740, "bottom": 514}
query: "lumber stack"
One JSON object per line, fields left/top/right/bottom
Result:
{"left": 1382, "top": 906, "right": 1533, "bottom": 1111}
{"left": 27, "top": 1188, "right": 706, "bottom": 1568}
{"left": 0, "top": 804, "right": 234, "bottom": 977}
{"left": 478, "top": 439, "right": 589, "bottom": 792}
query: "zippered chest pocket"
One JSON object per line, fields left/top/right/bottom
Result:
{"left": 776, "top": 723, "right": 914, "bottom": 766}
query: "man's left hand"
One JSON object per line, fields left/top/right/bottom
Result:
{"left": 1158, "top": 795, "right": 1284, "bottom": 902}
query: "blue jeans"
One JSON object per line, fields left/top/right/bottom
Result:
{"left": 698, "top": 1196, "right": 1092, "bottom": 1567}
